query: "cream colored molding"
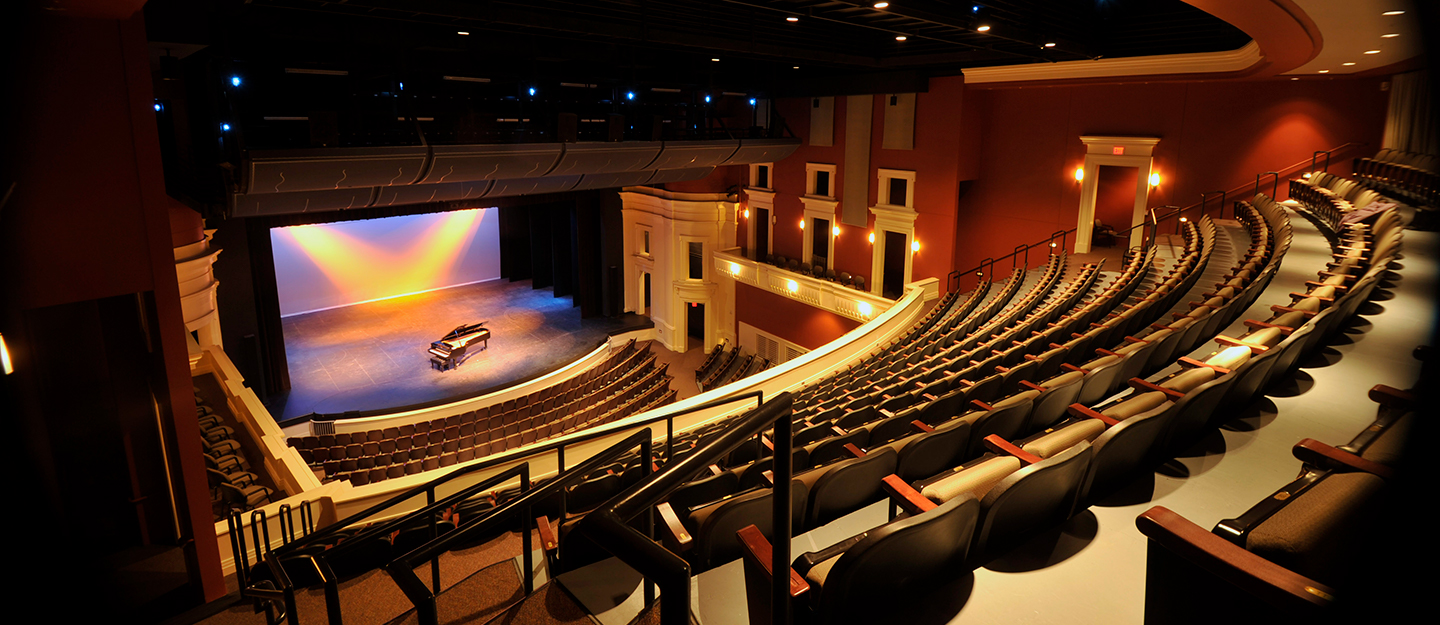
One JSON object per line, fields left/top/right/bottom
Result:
{"left": 1074, "top": 136, "right": 1159, "bottom": 252}
{"left": 716, "top": 248, "right": 892, "bottom": 323}
{"left": 963, "top": 40, "right": 1262, "bottom": 84}
{"left": 799, "top": 196, "right": 841, "bottom": 270}
{"left": 868, "top": 203, "right": 920, "bottom": 296}
{"left": 175, "top": 230, "right": 223, "bottom": 345}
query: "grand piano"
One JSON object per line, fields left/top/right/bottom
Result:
{"left": 428, "top": 322, "right": 490, "bottom": 371}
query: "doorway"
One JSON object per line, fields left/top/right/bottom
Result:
{"left": 642, "top": 272, "right": 651, "bottom": 316}
{"left": 1090, "top": 165, "right": 1139, "bottom": 266}
{"left": 756, "top": 208, "right": 771, "bottom": 260}
{"left": 883, "top": 230, "right": 907, "bottom": 299}
{"left": 686, "top": 301, "right": 705, "bottom": 350}
{"left": 811, "top": 217, "right": 830, "bottom": 269}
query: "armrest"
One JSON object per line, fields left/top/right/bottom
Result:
{"left": 1134, "top": 506, "right": 1335, "bottom": 612}
{"left": 1213, "top": 335, "right": 1268, "bottom": 353}
{"left": 1268, "top": 305, "right": 1317, "bottom": 317}
{"left": 1178, "top": 357, "right": 1231, "bottom": 375}
{"left": 1368, "top": 384, "right": 1414, "bottom": 408}
{"left": 736, "top": 525, "right": 810, "bottom": 598}
{"left": 969, "top": 399, "right": 994, "bottom": 411}
{"left": 536, "top": 516, "right": 559, "bottom": 552}
{"left": 708, "top": 464, "right": 724, "bottom": 476}
{"left": 843, "top": 443, "right": 867, "bottom": 459}
{"left": 656, "top": 502, "right": 693, "bottom": 549}
{"left": 1123, "top": 336, "right": 1148, "bottom": 345}
{"left": 1067, "top": 403, "right": 1120, "bottom": 427}
{"left": 982, "top": 435, "right": 1043, "bottom": 465}
{"left": 1128, "top": 378, "right": 1186, "bottom": 400}
{"left": 1304, "top": 281, "right": 1348, "bottom": 291}
{"left": 994, "top": 365, "right": 1011, "bottom": 373}
{"left": 882, "top": 474, "right": 936, "bottom": 515}
{"left": 1060, "top": 363, "right": 1088, "bottom": 374}
{"left": 1095, "top": 348, "right": 1121, "bottom": 358}
{"left": 1244, "top": 320, "right": 1295, "bottom": 334}
{"left": 1290, "top": 292, "right": 1333, "bottom": 302}
{"left": 1019, "top": 380, "right": 1046, "bottom": 392}
{"left": 910, "top": 420, "right": 936, "bottom": 433}
{"left": 1292, "top": 439, "right": 1395, "bottom": 479}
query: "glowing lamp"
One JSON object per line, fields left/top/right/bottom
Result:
{"left": 1074, "top": 167, "right": 1085, "bottom": 182}
{"left": 787, "top": 279, "right": 799, "bottom": 293}
{"left": 911, "top": 240, "right": 920, "bottom": 253}
{"left": 799, "top": 220, "right": 805, "bottom": 229}
{"left": 0, "top": 333, "right": 12, "bottom": 375}
{"left": 833, "top": 225, "right": 841, "bottom": 236}
{"left": 1179, "top": 217, "right": 1188, "bottom": 223}
{"left": 858, "top": 301, "right": 873, "bottom": 317}
{"left": 1149, "top": 172, "right": 1161, "bottom": 186}
{"left": 873, "top": 2, "right": 889, "bottom": 7}
{"left": 868, "top": 232, "right": 876, "bottom": 244}
{"left": 743, "top": 208, "right": 750, "bottom": 219}
{"left": 729, "top": 262, "right": 741, "bottom": 274}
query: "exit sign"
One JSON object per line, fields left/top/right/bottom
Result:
{"left": 1112, "top": 146, "right": 1125, "bottom": 155}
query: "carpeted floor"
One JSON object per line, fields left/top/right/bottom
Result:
{"left": 269, "top": 278, "right": 651, "bottom": 420}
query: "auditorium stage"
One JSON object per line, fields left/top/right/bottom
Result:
{"left": 267, "top": 279, "right": 651, "bottom": 422}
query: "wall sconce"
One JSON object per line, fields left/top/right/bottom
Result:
{"left": 832, "top": 225, "right": 841, "bottom": 236}
{"left": 1149, "top": 172, "right": 1161, "bottom": 187}
{"left": 743, "top": 208, "right": 750, "bottom": 219}
{"left": 787, "top": 279, "right": 799, "bottom": 292}
{"left": 1073, "top": 167, "right": 1085, "bottom": 182}
{"left": 911, "top": 240, "right": 921, "bottom": 253}
{"left": 858, "top": 301, "right": 873, "bottom": 317}
{"left": 799, "top": 219, "right": 805, "bottom": 230}
{"left": 1179, "top": 216, "right": 1188, "bottom": 223}
{"left": 0, "top": 333, "right": 12, "bottom": 375}
{"left": 868, "top": 232, "right": 876, "bottom": 244}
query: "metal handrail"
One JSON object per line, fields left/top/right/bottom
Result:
{"left": 1255, "top": 171, "right": 1280, "bottom": 200}
{"left": 1199, "top": 190, "right": 1227, "bottom": 223}
{"left": 384, "top": 427, "right": 657, "bottom": 625}
{"left": 576, "top": 391, "right": 791, "bottom": 625}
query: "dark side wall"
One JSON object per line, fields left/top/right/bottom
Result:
{"left": 735, "top": 282, "right": 861, "bottom": 351}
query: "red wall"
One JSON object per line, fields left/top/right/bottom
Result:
{"left": 735, "top": 282, "right": 860, "bottom": 350}
{"left": 1094, "top": 165, "right": 1140, "bottom": 230}
{"left": 951, "top": 77, "right": 1389, "bottom": 273}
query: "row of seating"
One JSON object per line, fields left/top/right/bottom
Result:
{"left": 198, "top": 387, "right": 277, "bottom": 516}
{"left": 1352, "top": 148, "right": 1437, "bottom": 208}
{"left": 321, "top": 365, "right": 678, "bottom": 486}
{"left": 1290, "top": 170, "right": 1395, "bottom": 233}
{"left": 1136, "top": 375, "right": 1413, "bottom": 623}
{"left": 765, "top": 254, "right": 867, "bottom": 290}
{"left": 699, "top": 344, "right": 772, "bottom": 392}
{"left": 727, "top": 203, "right": 1325, "bottom": 623}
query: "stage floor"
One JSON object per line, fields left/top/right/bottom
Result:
{"left": 267, "top": 279, "right": 651, "bottom": 421}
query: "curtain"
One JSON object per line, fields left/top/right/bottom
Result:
{"left": 1382, "top": 70, "right": 1437, "bottom": 156}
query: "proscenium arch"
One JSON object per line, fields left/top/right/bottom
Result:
{"left": 1075, "top": 136, "right": 1160, "bottom": 253}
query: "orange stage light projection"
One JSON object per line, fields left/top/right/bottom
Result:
{"left": 271, "top": 208, "right": 501, "bottom": 316}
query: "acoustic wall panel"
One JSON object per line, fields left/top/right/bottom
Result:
{"left": 842, "top": 95, "right": 873, "bottom": 227}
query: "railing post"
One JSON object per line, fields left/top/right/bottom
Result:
{"left": 771, "top": 400, "right": 793, "bottom": 625}
{"left": 426, "top": 488, "right": 440, "bottom": 594}
{"left": 520, "top": 464, "right": 533, "bottom": 595}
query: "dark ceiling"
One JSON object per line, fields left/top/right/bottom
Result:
{"left": 146, "top": 0, "right": 1252, "bottom": 96}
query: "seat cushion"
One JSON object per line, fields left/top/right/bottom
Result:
{"left": 1243, "top": 327, "right": 1285, "bottom": 348}
{"left": 994, "top": 389, "right": 1041, "bottom": 409}
{"left": 1161, "top": 367, "right": 1216, "bottom": 393}
{"left": 1206, "top": 345, "right": 1253, "bottom": 370}
{"left": 804, "top": 553, "right": 842, "bottom": 590}
{"left": 1022, "top": 420, "right": 1106, "bottom": 459}
{"left": 920, "top": 456, "right": 1021, "bottom": 504}
{"left": 1247, "top": 472, "right": 1387, "bottom": 586}
{"left": 1102, "top": 391, "right": 1169, "bottom": 420}
{"left": 1359, "top": 413, "right": 1411, "bottom": 466}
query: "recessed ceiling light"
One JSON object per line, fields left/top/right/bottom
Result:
{"left": 1318, "top": 70, "right": 1329, "bottom": 73}
{"left": 1044, "top": 42, "right": 1056, "bottom": 48}
{"left": 786, "top": 16, "right": 799, "bottom": 22}
{"left": 793, "top": 66, "right": 800, "bottom": 69}
{"left": 874, "top": 2, "right": 889, "bottom": 8}
{"left": 1343, "top": 62, "right": 1357, "bottom": 66}
{"left": 1381, "top": 33, "right": 1400, "bottom": 38}
{"left": 711, "top": 58, "right": 720, "bottom": 62}
{"left": 1382, "top": 10, "right": 1405, "bottom": 16}
{"left": 977, "top": 25, "right": 990, "bottom": 32}
{"left": 1364, "top": 50, "right": 1382, "bottom": 54}
{"left": 1290, "top": 77, "right": 1299, "bottom": 81}
{"left": 895, "top": 35, "right": 908, "bottom": 41}
{"left": 457, "top": 31, "right": 469, "bottom": 35}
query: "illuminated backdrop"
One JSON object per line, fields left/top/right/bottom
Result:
{"left": 271, "top": 208, "right": 502, "bottom": 316}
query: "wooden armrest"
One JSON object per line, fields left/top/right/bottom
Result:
{"left": 830, "top": 426, "right": 847, "bottom": 437}
{"left": 982, "top": 435, "right": 1043, "bottom": 465}
{"left": 1050, "top": 343, "right": 1066, "bottom": 350}
{"left": 1019, "top": 380, "right": 1046, "bottom": 392}
{"left": 1290, "top": 292, "right": 1333, "bottom": 302}
{"left": 882, "top": 474, "right": 936, "bottom": 514}
{"left": 910, "top": 420, "right": 936, "bottom": 433}
{"left": 1122, "top": 336, "right": 1147, "bottom": 345}
{"left": 1024, "top": 353, "right": 1042, "bottom": 362}
{"left": 994, "top": 365, "right": 1011, "bottom": 373}
{"left": 536, "top": 516, "right": 559, "bottom": 552}
{"left": 922, "top": 393, "right": 939, "bottom": 402}
{"left": 1292, "top": 439, "right": 1395, "bottom": 479}
{"left": 1150, "top": 323, "right": 1172, "bottom": 331}
{"left": 736, "top": 525, "right": 810, "bottom": 598}
{"left": 708, "top": 464, "right": 723, "bottom": 476}
{"left": 1128, "top": 378, "right": 1186, "bottom": 400}
{"left": 1067, "top": 403, "right": 1120, "bottom": 427}
{"left": 1179, "top": 356, "right": 1231, "bottom": 375}
{"left": 959, "top": 379, "right": 976, "bottom": 388}
{"left": 1304, "top": 281, "right": 1349, "bottom": 291}
{"left": 1214, "top": 336, "right": 1268, "bottom": 353}
{"left": 761, "top": 470, "right": 775, "bottom": 487}
{"left": 761, "top": 434, "right": 775, "bottom": 452}
{"left": 969, "top": 399, "right": 994, "bottom": 411}
{"left": 1134, "top": 507, "right": 1335, "bottom": 612}
{"left": 1095, "top": 348, "right": 1121, "bottom": 358}
{"left": 843, "top": 443, "right": 867, "bottom": 459}
{"left": 1060, "top": 363, "right": 1088, "bottom": 373}
{"left": 655, "top": 503, "right": 692, "bottom": 549}
{"left": 1316, "top": 271, "right": 1356, "bottom": 280}
{"left": 1368, "top": 384, "right": 1414, "bottom": 408}
{"left": 1244, "top": 320, "right": 1295, "bottom": 334}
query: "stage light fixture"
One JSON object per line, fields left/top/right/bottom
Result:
{"left": 1179, "top": 217, "right": 1188, "bottom": 223}
{"left": 873, "top": 2, "right": 889, "bottom": 8}
{"left": 457, "top": 31, "right": 470, "bottom": 35}
{"left": 627, "top": 91, "right": 636, "bottom": 100}
{"left": 749, "top": 98, "right": 757, "bottom": 106}
{"left": 221, "top": 123, "right": 231, "bottom": 131}
{"left": 833, "top": 225, "right": 841, "bottom": 236}
{"left": 911, "top": 240, "right": 920, "bottom": 252}
{"left": 895, "top": 35, "right": 908, "bottom": 41}
{"left": 743, "top": 208, "right": 750, "bottom": 219}
{"left": 231, "top": 75, "right": 241, "bottom": 87}
{"left": 1149, "top": 172, "right": 1161, "bottom": 186}
{"left": 1044, "top": 42, "right": 1056, "bottom": 48}
{"left": 711, "top": 58, "right": 720, "bottom": 62}
{"left": 704, "top": 95, "right": 711, "bottom": 103}
{"left": 528, "top": 87, "right": 536, "bottom": 96}
{"left": 977, "top": 25, "right": 991, "bottom": 32}
{"left": 153, "top": 103, "right": 162, "bottom": 112}
{"left": 787, "top": 279, "right": 799, "bottom": 293}
{"left": 399, "top": 82, "right": 404, "bottom": 90}
{"left": 1074, "top": 167, "right": 1084, "bottom": 182}
{"left": 973, "top": 5, "right": 981, "bottom": 12}
{"left": 858, "top": 301, "right": 873, "bottom": 317}
{"left": 787, "top": 17, "right": 799, "bottom": 22}
{"left": 0, "top": 333, "right": 12, "bottom": 375}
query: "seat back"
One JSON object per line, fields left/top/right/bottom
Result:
{"left": 691, "top": 481, "right": 808, "bottom": 572}
{"left": 1159, "top": 374, "right": 1237, "bottom": 453}
{"left": 973, "top": 442, "right": 1092, "bottom": 564}
{"left": 964, "top": 400, "right": 1035, "bottom": 458}
{"left": 804, "top": 447, "right": 898, "bottom": 529}
{"left": 1079, "top": 403, "right": 1173, "bottom": 505}
{"left": 814, "top": 496, "right": 982, "bottom": 625}
{"left": 891, "top": 420, "right": 971, "bottom": 483}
